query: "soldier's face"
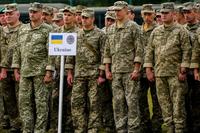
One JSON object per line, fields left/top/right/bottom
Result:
{"left": 161, "top": 11, "right": 174, "bottom": 24}
{"left": 5, "top": 11, "right": 20, "bottom": 25}
{"left": 76, "top": 12, "right": 82, "bottom": 24}
{"left": 53, "top": 19, "right": 64, "bottom": 27}
{"left": 29, "top": 10, "right": 43, "bottom": 22}
{"left": 42, "top": 12, "right": 53, "bottom": 24}
{"left": 183, "top": 10, "right": 196, "bottom": 23}
{"left": 82, "top": 16, "right": 94, "bottom": 27}
{"left": 115, "top": 7, "right": 128, "bottom": 21}
{"left": 128, "top": 11, "right": 135, "bottom": 20}
{"left": 155, "top": 14, "right": 162, "bottom": 25}
{"left": 142, "top": 12, "right": 155, "bottom": 24}
{"left": 105, "top": 18, "right": 115, "bottom": 27}
{"left": 63, "top": 11, "right": 75, "bottom": 25}
{"left": 0, "top": 13, "right": 7, "bottom": 26}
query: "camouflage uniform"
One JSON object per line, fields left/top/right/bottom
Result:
{"left": 103, "top": 2, "right": 143, "bottom": 132}
{"left": 182, "top": 3, "right": 200, "bottom": 132}
{"left": 140, "top": 5, "right": 163, "bottom": 133}
{"left": 11, "top": 3, "right": 54, "bottom": 133}
{"left": 144, "top": 3, "right": 191, "bottom": 133}
{"left": 66, "top": 9, "right": 105, "bottom": 133}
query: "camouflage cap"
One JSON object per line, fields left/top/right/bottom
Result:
{"left": 0, "top": 7, "right": 5, "bottom": 14}
{"left": 75, "top": 5, "right": 86, "bottom": 13}
{"left": 105, "top": 10, "right": 116, "bottom": 20}
{"left": 81, "top": 8, "right": 94, "bottom": 17}
{"left": 128, "top": 5, "right": 134, "bottom": 13}
{"left": 59, "top": 8, "right": 64, "bottom": 12}
{"left": 52, "top": 12, "right": 63, "bottom": 21}
{"left": 4, "top": 3, "right": 18, "bottom": 13}
{"left": 176, "top": 5, "right": 184, "bottom": 13}
{"left": 107, "top": 6, "right": 115, "bottom": 11}
{"left": 141, "top": 4, "right": 155, "bottom": 14}
{"left": 160, "top": 2, "right": 175, "bottom": 13}
{"left": 63, "top": 6, "right": 76, "bottom": 14}
{"left": 113, "top": 1, "right": 128, "bottom": 11}
{"left": 155, "top": 9, "right": 161, "bottom": 16}
{"left": 183, "top": 2, "right": 195, "bottom": 11}
{"left": 195, "top": 2, "right": 200, "bottom": 12}
{"left": 42, "top": 6, "right": 54, "bottom": 15}
{"left": 29, "top": 2, "right": 43, "bottom": 12}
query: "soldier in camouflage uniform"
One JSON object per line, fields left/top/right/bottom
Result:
{"left": 52, "top": 12, "right": 64, "bottom": 27}
{"left": 0, "top": 3, "right": 22, "bottom": 132}
{"left": 139, "top": 4, "right": 163, "bottom": 133}
{"left": 183, "top": 2, "right": 200, "bottom": 132}
{"left": 102, "top": 10, "right": 115, "bottom": 33}
{"left": 175, "top": 6, "right": 186, "bottom": 25}
{"left": 103, "top": 1, "right": 143, "bottom": 132}
{"left": 155, "top": 10, "right": 162, "bottom": 25}
{"left": 11, "top": 2, "right": 54, "bottom": 133}
{"left": 144, "top": 2, "right": 191, "bottom": 133}
{"left": 75, "top": 5, "right": 86, "bottom": 29}
{"left": 66, "top": 8, "right": 105, "bottom": 133}
{"left": 0, "top": 8, "right": 7, "bottom": 27}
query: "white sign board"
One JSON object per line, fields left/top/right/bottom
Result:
{"left": 49, "top": 33, "right": 77, "bottom": 56}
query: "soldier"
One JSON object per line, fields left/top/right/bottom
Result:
{"left": 75, "top": 5, "right": 86, "bottom": 29}
{"left": 11, "top": 2, "right": 54, "bottom": 133}
{"left": 182, "top": 2, "right": 200, "bottom": 132}
{"left": 175, "top": 6, "right": 186, "bottom": 25}
{"left": 0, "top": 3, "right": 23, "bottom": 133}
{"left": 52, "top": 12, "right": 64, "bottom": 27}
{"left": 103, "top": 1, "right": 143, "bottom": 132}
{"left": 194, "top": 2, "right": 200, "bottom": 21}
{"left": 102, "top": 10, "right": 116, "bottom": 33}
{"left": 66, "top": 8, "right": 105, "bottom": 133}
{"left": 144, "top": 2, "right": 191, "bottom": 133}
{"left": 128, "top": 5, "right": 135, "bottom": 21}
{"left": 42, "top": 6, "right": 59, "bottom": 29}
{"left": 0, "top": 8, "right": 7, "bottom": 27}
{"left": 155, "top": 10, "right": 163, "bottom": 25}
{"left": 140, "top": 4, "right": 163, "bottom": 133}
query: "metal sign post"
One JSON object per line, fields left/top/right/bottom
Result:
{"left": 48, "top": 33, "right": 77, "bottom": 133}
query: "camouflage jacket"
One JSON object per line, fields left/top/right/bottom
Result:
{"left": 103, "top": 20, "right": 143, "bottom": 73}
{"left": 0, "top": 23, "right": 24, "bottom": 70}
{"left": 65, "top": 27, "right": 106, "bottom": 78}
{"left": 11, "top": 23, "right": 54, "bottom": 77}
{"left": 144, "top": 23, "right": 191, "bottom": 77}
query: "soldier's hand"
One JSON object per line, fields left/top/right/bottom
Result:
{"left": 14, "top": 69, "right": 20, "bottom": 82}
{"left": 105, "top": 70, "right": 112, "bottom": 80}
{"left": 194, "top": 68, "right": 200, "bottom": 81}
{"left": 97, "top": 76, "right": 105, "bottom": 85}
{"left": 146, "top": 68, "right": 155, "bottom": 82}
{"left": 44, "top": 71, "right": 53, "bottom": 83}
{"left": 130, "top": 70, "right": 140, "bottom": 80}
{"left": 0, "top": 68, "right": 7, "bottom": 80}
{"left": 179, "top": 67, "right": 187, "bottom": 81}
{"left": 67, "top": 73, "right": 73, "bottom": 86}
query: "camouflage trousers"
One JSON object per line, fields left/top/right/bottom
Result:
{"left": 139, "top": 77, "right": 163, "bottom": 133}
{"left": 0, "top": 88, "right": 5, "bottom": 127}
{"left": 71, "top": 76, "right": 102, "bottom": 133}
{"left": 112, "top": 73, "right": 141, "bottom": 133}
{"left": 156, "top": 76, "right": 187, "bottom": 133}
{"left": 0, "top": 72, "right": 21, "bottom": 129}
{"left": 19, "top": 76, "right": 50, "bottom": 133}
{"left": 100, "top": 80, "right": 115, "bottom": 133}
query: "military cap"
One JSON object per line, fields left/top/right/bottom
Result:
{"left": 0, "top": 7, "right": 5, "bottom": 14}
{"left": 75, "top": 5, "right": 86, "bottom": 13}
{"left": 59, "top": 8, "right": 64, "bottom": 12}
{"left": 113, "top": 1, "right": 128, "bottom": 11}
{"left": 183, "top": 2, "right": 195, "bottom": 11}
{"left": 29, "top": 2, "right": 43, "bottom": 11}
{"left": 4, "top": 3, "right": 18, "bottom": 13}
{"left": 81, "top": 8, "right": 94, "bottom": 17}
{"left": 155, "top": 9, "right": 161, "bottom": 16}
{"left": 63, "top": 6, "right": 76, "bottom": 14}
{"left": 176, "top": 5, "right": 184, "bottom": 13}
{"left": 195, "top": 2, "right": 200, "bottom": 12}
{"left": 128, "top": 5, "right": 134, "bottom": 13}
{"left": 141, "top": 4, "right": 155, "bottom": 14}
{"left": 105, "top": 10, "right": 116, "bottom": 20}
{"left": 42, "top": 6, "right": 54, "bottom": 15}
{"left": 107, "top": 6, "right": 115, "bottom": 11}
{"left": 160, "top": 2, "right": 175, "bottom": 13}
{"left": 52, "top": 12, "right": 63, "bottom": 21}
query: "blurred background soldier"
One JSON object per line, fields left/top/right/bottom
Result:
{"left": 102, "top": 9, "right": 115, "bottom": 33}
{"left": 144, "top": 2, "right": 191, "bottom": 133}
{"left": 140, "top": 4, "right": 163, "bottom": 133}
{"left": 155, "top": 9, "right": 163, "bottom": 25}
{"left": 52, "top": 12, "right": 64, "bottom": 27}
{"left": 128, "top": 4, "right": 135, "bottom": 21}
{"left": 12, "top": 2, "right": 54, "bottom": 133}
{"left": 175, "top": 5, "right": 186, "bottom": 25}
{"left": 75, "top": 5, "right": 86, "bottom": 29}
{"left": 104, "top": 1, "right": 143, "bottom": 132}
{"left": 183, "top": 2, "right": 200, "bottom": 133}
{"left": 0, "top": 8, "right": 7, "bottom": 27}
{"left": 0, "top": 3, "right": 23, "bottom": 133}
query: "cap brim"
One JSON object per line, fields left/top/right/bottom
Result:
{"left": 105, "top": 16, "right": 115, "bottom": 20}
{"left": 160, "top": 9, "right": 172, "bottom": 13}
{"left": 29, "top": 7, "right": 40, "bottom": 12}
{"left": 183, "top": 7, "right": 192, "bottom": 11}
{"left": 112, "top": 6, "right": 123, "bottom": 11}
{"left": 3, "top": 9, "right": 13, "bottom": 13}
{"left": 141, "top": 10, "right": 155, "bottom": 14}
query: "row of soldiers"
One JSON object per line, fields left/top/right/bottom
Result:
{"left": 0, "top": 0, "right": 200, "bottom": 133}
